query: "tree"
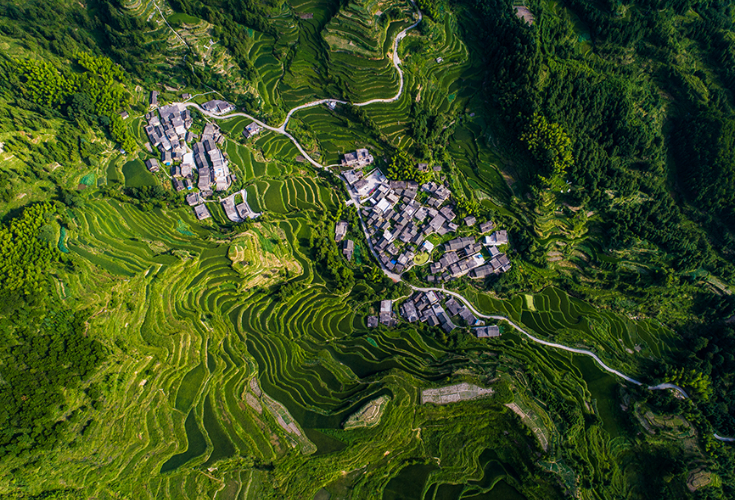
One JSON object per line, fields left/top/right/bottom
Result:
{"left": 386, "top": 150, "right": 431, "bottom": 184}
{"left": 520, "top": 112, "right": 574, "bottom": 188}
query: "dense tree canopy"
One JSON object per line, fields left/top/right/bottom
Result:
{"left": 0, "top": 203, "right": 59, "bottom": 298}
{"left": 520, "top": 112, "right": 574, "bottom": 187}
{"left": 386, "top": 150, "right": 431, "bottom": 184}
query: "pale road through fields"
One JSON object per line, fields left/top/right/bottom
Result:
{"left": 180, "top": 1, "right": 734, "bottom": 442}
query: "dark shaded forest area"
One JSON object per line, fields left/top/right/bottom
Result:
{"left": 465, "top": 0, "right": 735, "bottom": 457}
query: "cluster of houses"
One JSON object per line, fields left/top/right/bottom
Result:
{"left": 336, "top": 147, "right": 513, "bottom": 283}
{"left": 201, "top": 99, "right": 236, "bottom": 115}
{"left": 192, "top": 122, "right": 232, "bottom": 195}
{"left": 143, "top": 102, "right": 193, "bottom": 156}
{"left": 346, "top": 174, "right": 511, "bottom": 281}
{"left": 242, "top": 122, "right": 263, "bottom": 139}
{"left": 366, "top": 300, "right": 396, "bottom": 328}
{"left": 366, "top": 292, "right": 501, "bottom": 338}
{"left": 143, "top": 94, "right": 241, "bottom": 221}
{"left": 341, "top": 148, "right": 374, "bottom": 168}
{"left": 219, "top": 190, "right": 262, "bottom": 223}
{"left": 335, "top": 221, "right": 355, "bottom": 261}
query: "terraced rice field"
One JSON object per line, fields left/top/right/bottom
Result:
{"left": 11, "top": 1, "right": 698, "bottom": 498}
{"left": 48, "top": 159, "right": 520, "bottom": 496}
{"left": 122, "top": 158, "right": 158, "bottom": 188}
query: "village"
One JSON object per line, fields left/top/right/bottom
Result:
{"left": 336, "top": 148, "right": 512, "bottom": 339}
{"left": 141, "top": 93, "right": 262, "bottom": 223}
{"left": 140, "top": 92, "right": 508, "bottom": 340}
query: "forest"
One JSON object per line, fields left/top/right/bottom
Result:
{"left": 0, "top": 203, "right": 104, "bottom": 457}
{"left": 0, "top": 0, "right": 734, "bottom": 497}
{"left": 465, "top": 0, "right": 735, "bottom": 463}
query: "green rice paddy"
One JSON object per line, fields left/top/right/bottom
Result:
{"left": 1, "top": 0, "right": 708, "bottom": 498}
{"left": 122, "top": 159, "right": 157, "bottom": 188}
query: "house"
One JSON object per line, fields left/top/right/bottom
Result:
{"left": 401, "top": 300, "right": 419, "bottom": 322}
{"left": 145, "top": 158, "right": 160, "bottom": 173}
{"left": 182, "top": 93, "right": 192, "bottom": 100}
{"left": 417, "top": 162, "right": 429, "bottom": 172}
{"left": 463, "top": 216, "right": 476, "bottom": 227}
{"left": 487, "top": 230, "right": 509, "bottom": 246}
{"left": 335, "top": 221, "right": 348, "bottom": 242}
{"left": 445, "top": 298, "right": 462, "bottom": 317}
{"left": 422, "top": 240, "right": 435, "bottom": 252}
{"left": 161, "top": 151, "right": 173, "bottom": 166}
{"left": 475, "top": 326, "right": 501, "bottom": 338}
{"left": 180, "top": 162, "right": 194, "bottom": 178}
{"left": 242, "top": 122, "right": 263, "bottom": 138}
{"left": 367, "top": 316, "right": 379, "bottom": 328}
{"left": 479, "top": 220, "right": 495, "bottom": 234}
{"left": 444, "top": 236, "right": 475, "bottom": 252}
{"left": 425, "top": 314, "right": 440, "bottom": 327}
{"left": 198, "top": 168, "right": 211, "bottom": 191}
{"left": 340, "top": 148, "right": 374, "bottom": 168}
{"left": 379, "top": 300, "right": 394, "bottom": 326}
{"left": 496, "top": 253, "right": 511, "bottom": 272}
{"left": 439, "top": 206, "right": 456, "bottom": 221}
{"left": 149, "top": 90, "right": 158, "bottom": 108}
{"left": 202, "top": 99, "right": 235, "bottom": 115}
{"left": 343, "top": 170, "right": 362, "bottom": 186}
{"left": 120, "top": 111, "right": 129, "bottom": 120}
{"left": 221, "top": 198, "right": 239, "bottom": 221}
{"left": 459, "top": 308, "right": 477, "bottom": 325}
{"left": 353, "top": 179, "right": 372, "bottom": 197}
{"left": 173, "top": 178, "right": 185, "bottom": 192}
{"left": 343, "top": 240, "right": 354, "bottom": 261}
{"left": 440, "top": 316, "right": 456, "bottom": 333}
{"left": 469, "top": 264, "right": 494, "bottom": 279}
{"left": 185, "top": 192, "right": 201, "bottom": 206}
{"left": 193, "top": 203, "right": 211, "bottom": 220}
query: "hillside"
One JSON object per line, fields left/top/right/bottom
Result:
{"left": 0, "top": 0, "right": 734, "bottom": 499}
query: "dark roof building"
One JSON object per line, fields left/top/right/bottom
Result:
{"left": 193, "top": 204, "right": 211, "bottom": 220}
{"left": 445, "top": 298, "right": 462, "bottom": 317}
{"left": 335, "top": 221, "right": 348, "bottom": 242}
{"left": 202, "top": 99, "right": 235, "bottom": 115}
{"left": 161, "top": 151, "right": 173, "bottom": 165}
{"left": 459, "top": 308, "right": 477, "bottom": 325}
{"left": 401, "top": 300, "right": 419, "bottom": 322}
{"left": 343, "top": 240, "right": 354, "bottom": 261}
{"left": 479, "top": 220, "right": 495, "bottom": 234}
{"left": 145, "top": 158, "right": 160, "bottom": 172}
{"left": 185, "top": 192, "right": 201, "bottom": 206}
{"left": 475, "top": 326, "right": 501, "bottom": 338}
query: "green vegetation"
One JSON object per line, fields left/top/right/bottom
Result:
{"left": 343, "top": 395, "right": 391, "bottom": 429}
{"left": 0, "top": 203, "right": 59, "bottom": 296}
{"left": 1, "top": 0, "right": 735, "bottom": 498}
{"left": 386, "top": 149, "right": 431, "bottom": 183}
{"left": 520, "top": 112, "right": 573, "bottom": 188}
